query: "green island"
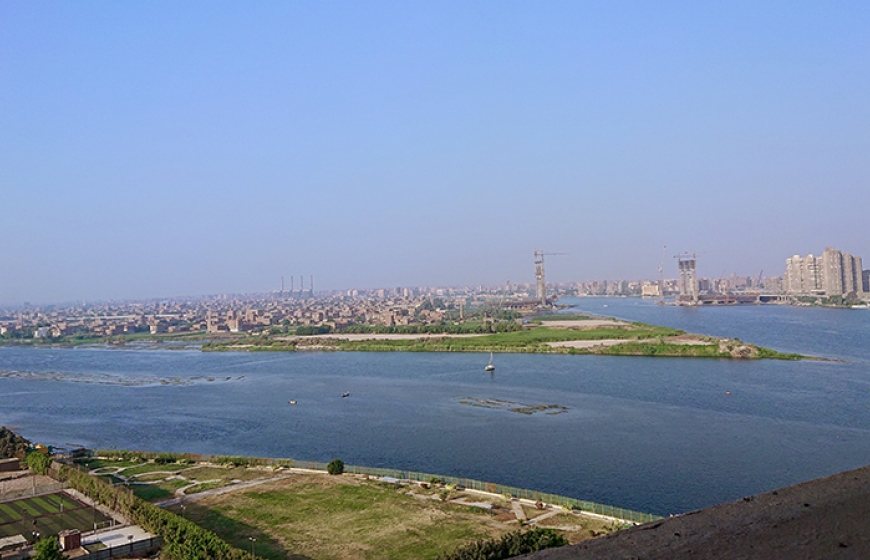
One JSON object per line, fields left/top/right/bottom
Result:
{"left": 0, "top": 312, "right": 805, "bottom": 360}
{"left": 201, "top": 315, "right": 804, "bottom": 360}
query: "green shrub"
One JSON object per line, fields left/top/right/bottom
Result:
{"left": 438, "top": 528, "right": 567, "bottom": 560}
{"left": 26, "top": 451, "right": 51, "bottom": 475}
{"left": 33, "top": 536, "right": 64, "bottom": 560}
{"left": 327, "top": 459, "right": 344, "bottom": 475}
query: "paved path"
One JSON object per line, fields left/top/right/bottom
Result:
{"left": 511, "top": 500, "right": 527, "bottom": 522}
{"left": 528, "top": 509, "right": 561, "bottom": 525}
{"left": 156, "top": 475, "right": 292, "bottom": 507}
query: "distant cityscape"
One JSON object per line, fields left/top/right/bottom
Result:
{"left": 1, "top": 247, "right": 867, "bottom": 340}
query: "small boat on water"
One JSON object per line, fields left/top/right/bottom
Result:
{"left": 341, "top": 392, "right": 351, "bottom": 398}
{"left": 288, "top": 400, "right": 297, "bottom": 405}
{"left": 484, "top": 352, "right": 495, "bottom": 372}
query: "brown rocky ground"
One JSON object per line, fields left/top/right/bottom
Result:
{"left": 520, "top": 464, "right": 870, "bottom": 560}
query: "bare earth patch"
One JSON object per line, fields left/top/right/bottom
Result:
{"left": 278, "top": 333, "right": 486, "bottom": 341}
{"left": 547, "top": 335, "right": 714, "bottom": 350}
{"left": 547, "top": 339, "right": 633, "bottom": 349}
{"left": 538, "top": 320, "right": 628, "bottom": 329}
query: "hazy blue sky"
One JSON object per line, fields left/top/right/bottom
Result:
{"left": 2, "top": 1, "right": 868, "bottom": 304}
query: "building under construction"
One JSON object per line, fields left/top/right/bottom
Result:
{"left": 675, "top": 253, "right": 699, "bottom": 305}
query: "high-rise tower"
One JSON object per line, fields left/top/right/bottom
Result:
{"left": 675, "top": 253, "right": 698, "bottom": 304}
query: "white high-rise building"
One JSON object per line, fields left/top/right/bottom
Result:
{"left": 785, "top": 248, "right": 865, "bottom": 298}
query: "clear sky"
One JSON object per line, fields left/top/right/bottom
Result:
{"left": 2, "top": 1, "right": 868, "bottom": 304}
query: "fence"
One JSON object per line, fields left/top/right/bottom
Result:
{"left": 78, "top": 536, "right": 162, "bottom": 560}
{"left": 291, "top": 460, "right": 659, "bottom": 524}
{"left": 0, "top": 481, "right": 67, "bottom": 503}
{"left": 91, "top": 451, "right": 661, "bottom": 524}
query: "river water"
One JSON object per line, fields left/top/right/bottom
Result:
{"left": 1, "top": 297, "right": 868, "bottom": 515}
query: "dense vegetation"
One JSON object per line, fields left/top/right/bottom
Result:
{"left": 93, "top": 449, "right": 290, "bottom": 468}
{"left": 337, "top": 321, "right": 523, "bottom": 335}
{"left": 327, "top": 458, "right": 345, "bottom": 475}
{"left": 0, "top": 426, "right": 30, "bottom": 459}
{"left": 529, "top": 313, "right": 592, "bottom": 322}
{"left": 33, "top": 536, "right": 64, "bottom": 560}
{"left": 438, "top": 528, "right": 568, "bottom": 560}
{"left": 26, "top": 450, "right": 52, "bottom": 474}
{"left": 52, "top": 463, "right": 255, "bottom": 560}
{"left": 329, "top": 325, "right": 683, "bottom": 353}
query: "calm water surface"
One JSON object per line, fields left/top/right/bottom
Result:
{"left": 1, "top": 297, "right": 868, "bottom": 515}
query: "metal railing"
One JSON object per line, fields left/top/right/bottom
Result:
{"left": 0, "top": 481, "right": 67, "bottom": 503}
{"left": 90, "top": 451, "right": 661, "bottom": 524}
{"left": 290, "top": 460, "right": 659, "bottom": 524}
{"left": 77, "top": 537, "right": 162, "bottom": 560}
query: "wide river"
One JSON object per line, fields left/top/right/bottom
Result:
{"left": 1, "top": 297, "right": 868, "bottom": 515}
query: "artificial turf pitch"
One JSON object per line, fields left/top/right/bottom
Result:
{"left": 0, "top": 492, "right": 111, "bottom": 539}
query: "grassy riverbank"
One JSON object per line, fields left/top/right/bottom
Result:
{"left": 74, "top": 451, "right": 630, "bottom": 560}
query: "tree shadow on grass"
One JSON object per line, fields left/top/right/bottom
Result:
{"left": 170, "top": 502, "right": 313, "bottom": 560}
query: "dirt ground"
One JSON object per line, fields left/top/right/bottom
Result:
{"left": 538, "top": 320, "right": 628, "bottom": 329}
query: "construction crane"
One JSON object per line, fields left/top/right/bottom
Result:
{"left": 658, "top": 245, "right": 667, "bottom": 304}
{"left": 534, "top": 250, "right": 567, "bottom": 306}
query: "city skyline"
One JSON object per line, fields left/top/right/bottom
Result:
{"left": 2, "top": 2, "right": 869, "bottom": 304}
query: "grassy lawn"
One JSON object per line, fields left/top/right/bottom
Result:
{"left": 182, "top": 466, "right": 273, "bottom": 482}
{"left": 172, "top": 475, "right": 511, "bottom": 560}
{"left": 97, "top": 474, "right": 125, "bottom": 485}
{"left": 535, "top": 513, "right": 622, "bottom": 542}
{"left": 131, "top": 479, "right": 188, "bottom": 502}
{"left": 184, "top": 481, "right": 226, "bottom": 495}
{"left": 80, "top": 458, "right": 141, "bottom": 470}
{"left": 121, "top": 462, "right": 195, "bottom": 477}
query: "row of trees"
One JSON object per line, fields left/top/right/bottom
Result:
{"left": 337, "top": 321, "right": 523, "bottom": 335}
{"left": 95, "top": 449, "right": 293, "bottom": 468}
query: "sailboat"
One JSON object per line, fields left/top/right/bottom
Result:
{"left": 484, "top": 352, "right": 495, "bottom": 372}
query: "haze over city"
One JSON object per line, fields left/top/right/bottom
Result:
{"left": 2, "top": 1, "right": 868, "bottom": 305}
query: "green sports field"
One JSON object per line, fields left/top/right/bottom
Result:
{"left": 0, "top": 492, "right": 112, "bottom": 539}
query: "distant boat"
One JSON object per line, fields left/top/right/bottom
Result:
{"left": 341, "top": 392, "right": 351, "bottom": 398}
{"left": 484, "top": 352, "right": 495, "bottom": 372}
{"left": 288, "top": 400, "right": 297, "bottom": 405}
